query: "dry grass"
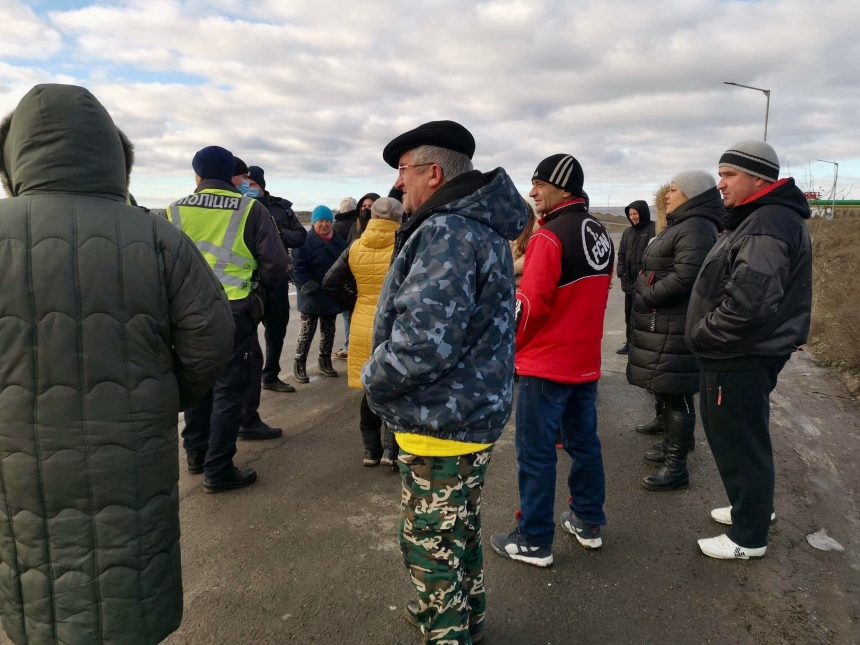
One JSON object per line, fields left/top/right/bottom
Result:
{"left": 808, "top": 216, "right": 860, "bottom": 387}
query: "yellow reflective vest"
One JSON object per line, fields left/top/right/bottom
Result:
{"left": 166, "top": 189, "right": 257, "bottom": 300}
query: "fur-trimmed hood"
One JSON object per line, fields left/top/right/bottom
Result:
{"left": 654, "top": 183, "right": 670, "bottom": 234}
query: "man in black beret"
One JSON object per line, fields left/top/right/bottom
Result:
{"left": 363, "top": 122, "right": 528, "bottom": 644}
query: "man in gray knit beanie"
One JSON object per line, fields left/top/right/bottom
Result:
{"left": 686, "top": 140, "right": 812, "bottom": 561}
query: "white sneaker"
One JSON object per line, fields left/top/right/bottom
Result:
{"left": 698, "top": 534, "right": 766, "bottom": 560}
{"left": 710, "top": 506, "right": 777, "bottom": 526}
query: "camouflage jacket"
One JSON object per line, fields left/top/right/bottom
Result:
{"left": 361, "top": 168, "right": 528, "bottom": 444}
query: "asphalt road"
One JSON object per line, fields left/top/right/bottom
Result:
{"left": 8, "top": 230, "right": 858, "bottom": 645}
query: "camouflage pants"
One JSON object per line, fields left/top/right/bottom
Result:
{"left": 398, "top": 448, "right": 493, "bottom": 645}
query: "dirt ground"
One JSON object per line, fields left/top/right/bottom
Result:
{"left": 3, "top": 231, "right": 857, "bottom": 645}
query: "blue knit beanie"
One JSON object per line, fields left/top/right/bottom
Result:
{"left": 311, "top": 205, "right": 333, "bottom": 224}
{"left": 192, "top": 146, "right": 235, "bottom": 183}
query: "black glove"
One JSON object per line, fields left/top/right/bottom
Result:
{"left": 300, "top": 280, "right": 320, "bottom": 295}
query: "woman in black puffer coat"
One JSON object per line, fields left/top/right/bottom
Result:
{"left": 627, "top": 171, "right": 722, "bottom": 492}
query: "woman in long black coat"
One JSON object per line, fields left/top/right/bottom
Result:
{"left": 291, "top": 205, "right": 348, "bottom": 382}
{"left": 627, "top": 171, "right": 722, "bottom": 491}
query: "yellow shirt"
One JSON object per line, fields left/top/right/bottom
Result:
{"left": 395, "top": 432, "right": 492, "bottom": 457}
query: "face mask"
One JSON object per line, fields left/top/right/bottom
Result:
{"left": 245, "top": 188, "right": 261, "bottom": 199}
{"left": 237, "top": 179, "right": 250, "bottom": 194}
{"left": 360, "top": 208, "right": 371, "bottom": 219}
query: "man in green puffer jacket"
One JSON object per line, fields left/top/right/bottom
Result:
{"left": 0, "top": 84, "right": 235, "bottom": 644}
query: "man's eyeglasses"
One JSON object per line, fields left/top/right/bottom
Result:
{"left": 397, "top": 163, "right": 433, "bottom": 176}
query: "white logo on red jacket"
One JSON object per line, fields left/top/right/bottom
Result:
{"left": 582, "top": 220, "right": 611, "bottom": 270}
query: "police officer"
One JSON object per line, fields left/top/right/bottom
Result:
{"left": 167, "top": 146, "right": 288, "bottom": 492}
{"left": 237, "top": 165, "right": 308, "bottom": 440}
{"left": 249, "top": 166, "right": 307, "bottom": 391}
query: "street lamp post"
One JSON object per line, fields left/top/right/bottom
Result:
{"left": 814, "top": 159, "right": 839, "bottom": 220}
{"left": 724, "top": 82, "right": 771, "bottom": 141}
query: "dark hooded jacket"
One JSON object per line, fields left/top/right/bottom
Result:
{"left": 333, "top": 207, "right": 357, "bottom": 240}
{"left": 346, "top": 192, "right": 381, "bottom": 243}
{"left": 686, "top": 178, "right": 812, "bottom": 369}
{"left": 627, "top": 187, "right": 722, "bottom": 394}
{"left": 362, "top": 169, "right": 528, "bottom": 444}
{"left": 0, "top": 84, "right": 234, "bottom": 644}
{"left": 617, "top": 200, "right": 655, "bottom": 293}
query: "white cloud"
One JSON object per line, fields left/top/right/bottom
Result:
{"left": 0, "top": 0, "right": 858, "bottom": 207}
{"left": 0, "top": 1, "right": 63, "bottom": 60}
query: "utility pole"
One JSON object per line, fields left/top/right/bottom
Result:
{"left": 814, "top": 159, "right": 839, "bottom": 219}
{"left": 724, "top": 82, "right": 771, "bottom": 141}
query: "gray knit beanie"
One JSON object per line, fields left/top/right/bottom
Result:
{"left": 670, "top": 170, "right": 716, "bottom": 200}
{"left": 370, "top": 197, "right": 404, "bottom": 224}
{"left": 719, "top": 140, "right": 779, "bottom": 182}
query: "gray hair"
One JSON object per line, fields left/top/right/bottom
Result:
{"left": 410, "top": 145, "right": 473, "bottom": 184}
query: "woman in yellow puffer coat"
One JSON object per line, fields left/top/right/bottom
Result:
{"left": 323, "top": 197, "right": 403, "bottom": 466}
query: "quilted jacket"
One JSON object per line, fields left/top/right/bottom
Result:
{"left": 322, "top": 218, "right": 399, "bottom": 388}
{"left": 0, "top": 84, "right": 234, "bottom": 644}
{"left": 361, "top": 169, "right": 528, "bottom": 444}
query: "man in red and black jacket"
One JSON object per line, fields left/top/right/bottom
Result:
{"left": 491, "top": 154, "right": 614, "bottom": 568}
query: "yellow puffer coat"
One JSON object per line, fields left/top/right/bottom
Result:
{"left": 347, "top": 218, "right": 400, "bottom": 388}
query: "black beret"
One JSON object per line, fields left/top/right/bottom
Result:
{"left": 233, "top": 156, "right": 249, "bottom": 176}
{"left": 382, "top": 120, "right": 476, "bottom": 168}
{"left": 532, "top": 154, "right": 584, "bottom": 197}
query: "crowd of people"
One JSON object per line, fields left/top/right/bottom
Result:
{"left": 0, "top": 82, "right": 813, "bottom": 645}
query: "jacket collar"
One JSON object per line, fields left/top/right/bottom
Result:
{"left": 195, "top": 179, "right": 240, "bottom": 194}
{"left": 539, "top": 198, "right": 587, "bottom": 226}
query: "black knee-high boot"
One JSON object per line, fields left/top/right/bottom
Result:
{"left": 635, "top": 394, "right": 664, "bottom": 434}
{"left": 361, "top": 424, "right": 383, "bottom": 467}
{"left": 380, "top": 425, "right": 399, "bottom": 470}
{"left": 642, "top": 409, "right": 695, "bottom": 491}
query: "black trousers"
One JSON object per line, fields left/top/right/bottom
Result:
{"left": 700, "top": 362, "right": 785, "bottom": 548}
{"left": 360, "top": 392, "right": 382, "bottom": 430}
{"left": 183, "top": 311, "right": 255, "bottom": 478}
{"left": 241, "top": 329, "right": 264, "bottom": 428}
{"left": 262, "top": 280, "right": 290, "bottom": 384}
{"left": 650, "top": 392, "right": 695, "bottom": 417}
{"left": 624, "top": 292, "right": 633, "bottom": 344}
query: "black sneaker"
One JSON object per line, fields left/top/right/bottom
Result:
{"left": 490, "top": 528, "right": 553, "bottom": 567}
{"left": 261, "top": 379, "right": 295, "bottom": 393}
{"left": 560, "top": 511, "right": 603, "bottom": 549}
{"left": 404, "top": 601, "right": 483, "bottom": 643}
{"left": 238, "top": 420, "right": 283, "bottom": 440}
{"left": 204, "top": 467, "right": 257, "bottom": 493}
{"left": 616, "top": 342, "right": 631, "bottom": 355}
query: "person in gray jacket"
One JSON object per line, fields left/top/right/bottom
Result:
{"left": 363, "top": 120, "right": 527, "bottom": 645}
{"left": 0, "top": 84, "right": 234, "bottom": 644}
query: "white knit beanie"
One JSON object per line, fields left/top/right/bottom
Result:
{"left": 370, "top": 197, "right": 404, "bottom": 224}
{"left": 339, "top": 196, "right": 357, "bottom": 213}
{"left": 670, "top": 170, "right": 716, "bottom": 200}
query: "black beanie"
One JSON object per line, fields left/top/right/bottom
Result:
{"left": 532, "top": 154, "right": 584, "bottom": 196}
{"left": 248, "top": 165, "right": 266, "bottom": 190}
{"left": 233, "top": 156, "right": 249, "bottom": 177}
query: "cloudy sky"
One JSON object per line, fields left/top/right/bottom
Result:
{"left": 1, "top": 0, "right": 858, "bottom": 209}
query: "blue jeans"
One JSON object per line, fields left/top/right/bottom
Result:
{"left": 341, "top": 311, "right": 351, "bottom": 351}
{"left": 515, "top": 376, "right": 605, "bottom": 547}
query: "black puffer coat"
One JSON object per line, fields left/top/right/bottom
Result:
{"left": 617, "top": 200, "right": 655, "bottom": 293}
{"left": 686, "top": 178, "right": 812, "bottom": 369}
{"left": 627, "top": 188, "right": 722, "bottom": 394}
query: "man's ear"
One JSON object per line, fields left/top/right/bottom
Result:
{"left": 562, "top": 190, "right": 572, "bottom": 200}
{"left": 428, "top": 164, "right": 444, "bottom": 189}
{"left": 0, "top": 111, "right": 14, "bottom": 197}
